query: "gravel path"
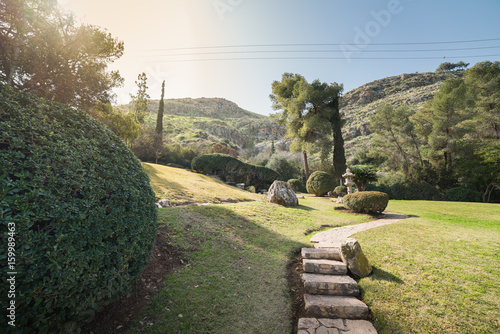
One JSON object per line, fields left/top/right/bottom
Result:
{"left": 310, "top": 213, "right": 408, "bottom": 248}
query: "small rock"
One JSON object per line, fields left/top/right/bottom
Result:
{"left": 178, "top": 314, "right": 183, "bottom": 318}
{"left": 156, "top": 199, "right": 172, "bottom": 208}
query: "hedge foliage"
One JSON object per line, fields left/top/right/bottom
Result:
{"left": 287, "top": 179, "right": 306, "bottom": 193}
{"left": 366, "top": 182, "right": 443, "bottom": 201}
{"left": 343, "top": 191, "right": 389, "bottom": 214}
{"left": 445, "top": 187, "right": 482, "bottom": 202}
{"left": 334, "top": 186, "right": 348, "bottom": 196}
{"left": 0, "top": 84, "right": 158, "bottom": 333}
{"left": 191, "top": 154, "right": 282, "bottom": 189}
{"left": 306, "top": 171, "right": 335, "bottom": 197}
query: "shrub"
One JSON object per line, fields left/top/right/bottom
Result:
{"left": 343, "top": 191, "right": 389, "bottom": 214}
{"left": 191, "top": 154, "right": 281, "bottom": 189}
{"left": 334, "top": 185, "right": 348, "bottom": 196}
{"left": 446, "top": 187, "right": 482, "bottom": 202}
{"left": 0, "top": 84, "right": 158, "bottom": 333}
{"left": 306, "top": 171, "right": 335, "bottom": 197}
{"left": 287, "top": 179, "right": 306, "bottom": 193}
{"left": 266, "top": 153, "right": 301, "bottom": 181}
{"left": 366, "top": 182, "right": 443, "bottom": 201}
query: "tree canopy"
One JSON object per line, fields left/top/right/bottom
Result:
{"left": 0, "top": 0, "right": 124, "bottom": 111}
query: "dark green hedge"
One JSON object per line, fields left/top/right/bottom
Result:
{"left": 445, "top": 187, "right": 482, "bottom": 202}
{"left": 0, "top": 84, "right": 157, "bottom": 333}
{"left": 191, "top": 154, "right": 281, "bottom": 189}
{"left": 287, "top": 179, "right": 306, "bottom": 193}
{"left": 366, "top": 182, "right": 443, "bottom": 201}
{"left": 306, "top": 171, "right": 335, "bottom": 197}
{"left": 343, "top": 191, "right": 389, "bottom": 214}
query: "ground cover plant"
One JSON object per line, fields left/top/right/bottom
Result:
{"left": 354, "top": 201, "right": 500, "bottom": 334}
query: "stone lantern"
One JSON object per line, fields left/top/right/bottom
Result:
{"left": 342, "top": 168, "right": 355, "bottom": 195}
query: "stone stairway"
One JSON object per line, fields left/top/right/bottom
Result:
{"left": 298, "top": 248, "right": 377, "bottom": 334}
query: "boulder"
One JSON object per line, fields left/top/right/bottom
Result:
{"left": 267, "top": 180, "right": 298, "bottom": 207}
{"left": 340, "top": 238, "right": 372, "bottom": 278}
{"left": 156, "top": 199, "right": 172, "bottom": 208}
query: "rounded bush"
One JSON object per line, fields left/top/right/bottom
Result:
{"left": 287, "top": 179, "right": 305, "bottom": 192}
{"left": 306, "top": 171, "right": 335, "bottom": 197}
{"left": 334, "top": 185, "right": 348, "bottom": 196}
{"left": 343, "top": 191, "right": 389, "bottom": 214}
{"left": 0, "top": 84, "right": 157, "bottom": 333}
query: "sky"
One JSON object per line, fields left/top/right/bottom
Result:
{"left": 58, "top": 0, "right": 500, "bottom": 115}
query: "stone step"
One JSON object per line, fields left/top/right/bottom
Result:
{"left": 302, "top": 274, "right": 359, "bottom": 296}
{"left": 304, "top": 294, "right": 369, "bottom": 320}
{"left": 302, "top": 247, "right": 342, "bottom": 261}
{"left": 298, "top": 318, "right": 378, "bottom": 334}
{"left": 303, "top": 259, "right": 348, "bottom": 275}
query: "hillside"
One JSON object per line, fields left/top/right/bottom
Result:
{"left": 123, "top": 97, "right": 285, "bottom": 150}
{"left": 123, "top": 71, "right": 457, "bottom": 158}
{"left": 340, "top": 71, "right": 459, "bottom": 159}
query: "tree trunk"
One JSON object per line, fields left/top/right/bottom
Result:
{"left": 331, "top": 98, "right": 346, "bottom": 184}
{"left": 303, "top": 150, "right": 310, "bottom": 181}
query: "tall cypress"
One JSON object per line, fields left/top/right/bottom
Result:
{"left": 155, "top": 80, "right": 165, "bottom": 138}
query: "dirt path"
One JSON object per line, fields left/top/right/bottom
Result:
{"left": 310, "top": 213, "right": 408, "bottom": 248}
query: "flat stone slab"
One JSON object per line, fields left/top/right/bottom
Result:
{"left": 302, "top": 274, "right": 359, "bottom": 296}
{"left": 302, "top": 248, "right": 342, "bottom": 261}
{"left": 304, "top": 294, "right": 369, "bottom": 320}
{"left": 298, "top": 318, "right": 377, "bottom": 334}
{"left": 303, "top": 259, "right": 348, "bottom": 275}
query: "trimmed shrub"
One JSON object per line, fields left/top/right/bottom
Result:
{"left": 334, "top": 186, "right": 348, "bottom": 196}
{"left": 446, "top": 187, "right": 482, "bottom": 202}
{"left": 191, "top": 153, "right": 281, "bottom": 189}
{"left": 0, "top": 84, "right": 158, "bottom": 333}
{"left": 343, "top": 191, "right": 389, "bottom": 214}
{"left": 306, "top": 171, "right": 335, "bottom": 197}
{"left": 287, "top": 179, "right": 306, "bottom": 193}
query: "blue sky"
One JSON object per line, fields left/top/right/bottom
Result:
{"left": 60, "top": 0, "right": 500, "bottom": 115}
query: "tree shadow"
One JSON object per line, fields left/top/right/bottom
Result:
{"left": 292, "top": 204, "right": 317, "bottom": 212}
{"left": 370, "top": 266, "right": 404, "bottom": 284}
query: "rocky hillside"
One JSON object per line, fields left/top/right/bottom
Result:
{"left": 340, "top": 71, "right": 459, "bottom": 159}
{"left": 122, "top": 97, "right": 285, "bottom": 150}
{"left": 122, "top": 71, "right": 457, "bottom": 158}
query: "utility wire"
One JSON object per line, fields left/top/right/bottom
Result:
{"left": 154, "top": 54, "right": 500, "bottom": 63}
{"left": 143, "top": 37, "right": 500, "bottom": 52}
{"left": 142, "top": 45, "right": 500, "bottom": 58}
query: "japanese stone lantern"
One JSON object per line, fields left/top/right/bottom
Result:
{"left": 342, "top": 168, "right": 355, "bottom": 194}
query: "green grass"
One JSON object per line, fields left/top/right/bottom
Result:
{"left": 129, "top": 164, "right": 373, "bottom": 333}
{"left": 354, "top": 201, "right": 500, "bottom": 334}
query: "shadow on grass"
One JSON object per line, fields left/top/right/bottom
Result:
{"left": 292, "top": 204, "right": 317, "bottom": 212}
{"left": 371, "top": 266, "right": 404, "bottom": 284}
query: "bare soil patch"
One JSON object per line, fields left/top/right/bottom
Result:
{"left": 82, "top": 225, "right": 183, "bottom": 334}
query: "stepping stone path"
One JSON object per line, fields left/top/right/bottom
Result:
{"left": 299, "top": 247, "right": 377, "bottom": 334}
{"left": 297, "top": 213, "right": 408, "bottom": 333}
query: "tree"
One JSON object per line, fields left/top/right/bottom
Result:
{"left": 413, "top": 78, "right": 469, "bottom": 171}
{"left": 270, "top": 73, "right": 313, "bottom": 180}
{"left": 0, "top": 0, "right": 124, "bottom": 111}
{"left": 155, "top": 80, "right": 165, "bottom": 149}
{"left": 88, "top": 102, "right": 140, "bottom": 146}
{"left": 436, "top": 61, "right": 469, "bottom": 72}
{"left": 350, "top": 166, "right": 377, "bottom": 191}
{"left": 369, "top": 104, "right": 423, "bottom": 175}
{"left": 309, "top": 80, "right": 346, "bottom": 184}
{"left": 130, "top": 72, "right": 150, "bottom": 124}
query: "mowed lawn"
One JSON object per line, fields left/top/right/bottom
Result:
{"left": 354, "top": 201, "right": 500, "bottom": 334}
{"left": 133, "top": 163, "right": 373, "bottom": 333}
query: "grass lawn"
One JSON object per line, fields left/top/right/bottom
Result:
{"left": 130, "top": 164, "right": 373, "bottom": 333}
{"left": 354, "top": 201, "right": 500, "bottom": 334}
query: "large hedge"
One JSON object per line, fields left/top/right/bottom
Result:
{"left": 306, "top": 171, "right": 335, "bottom": 197}
{"left": 0, "top": 84, "right": 158, "bottom": 333}
{"left": 191, "top": 154, "right": 281, "bottom": 189}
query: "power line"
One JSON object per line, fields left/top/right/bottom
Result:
{"left": 143, "top": 37, "right": 500, "bottom": 52}
{"left": 154, "top": 54, "right": 500, "bottom": 63}
{"left": 142, "top": 45, "right": 500, "bottom": 58}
